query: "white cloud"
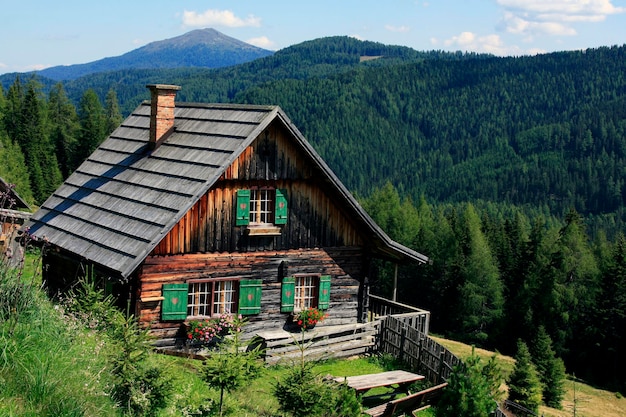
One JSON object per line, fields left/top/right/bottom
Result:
{"left": 496, "top": 0, "right": 625, "bottom": 38}
{"left": 182, "top": 9, "right": 261, "bottom": 28}
{"left": 385, "top": 25, "right": 411, "bottom": 33}
{"left": 246, "top": 36, "right": 274, "bottom": 49}
{"left": 441, "top": 31, "right": 524, "bottom": 56}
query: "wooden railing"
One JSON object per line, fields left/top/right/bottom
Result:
{"left": 377, "top": 315, "right": 462, "bottom": 385}
{"left": 368, "top": 294, "right": 430, "bottom": 335}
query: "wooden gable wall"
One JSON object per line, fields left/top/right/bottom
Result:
{"left": 150, "top": 120, "right": 364, "bottom": 255}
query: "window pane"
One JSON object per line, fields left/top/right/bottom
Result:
{"left": 188, "top": 281, "right": 211, "bottom": 316}
{"left": 213, "top": 280, "right": 236, "bottom": 314}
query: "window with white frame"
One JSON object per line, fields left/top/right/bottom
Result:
{"left": 249, "top": 188, "right": 273, "bottom": 224}
{"left": 294, "top": 275, "right": 318, "bottom": 310}
{"left": 187, "top": 279, "right": 237, "bottom": 316}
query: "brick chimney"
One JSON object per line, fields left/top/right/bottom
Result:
{"left": 146, "top": 84, "right": 181, "bottom": 150}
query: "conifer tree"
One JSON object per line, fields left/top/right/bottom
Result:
{"left": 20, "top": 80, "right": 62, "bottom": 202}
{"left": 594, "top": 233, "right": 626, "bottom": 391}
{"left": 436, "top": 349, "right": 498, "bottom": 417}
{"left": 531, "top": 326, "right": 566, "bottom": 408}
{"left": 2, "top": 76, "right": 24, "bottom": 143}
{"left": 48, "top": 83, "right": 79, "bottom": 178}
{"left": 508, "top": 339, "right": 542, "bottom": 414}
{"left": 104, "top": 88, "right": 123, "bottom": 136}
{"left": 74, "top": 89, "right": 105, "bottom": 170}
{"left": 457, "top": 203, "right": 504, "bottom": 344}
{"left": 0, "top": 133, "right": 33, "bottom": 204}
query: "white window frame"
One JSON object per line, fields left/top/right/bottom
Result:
{"left": 294, "top": 274, "right": 320, "bottom": 311}
{"left": 187, "top": 279, "right": 239, "bottom": 317}
{"left": 249, "top": 188, "right": 273, "bottom": 225}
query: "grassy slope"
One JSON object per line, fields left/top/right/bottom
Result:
{"left": 431, "top": 336, "right": 626, "bottom": 417}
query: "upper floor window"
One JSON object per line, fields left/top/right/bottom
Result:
{"left": 235, "top": 188, "right": 288, "bottom": 234}
{"left": 249, "top": 188, "right": 273, "bottom": 224}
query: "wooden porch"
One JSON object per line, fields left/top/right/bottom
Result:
{"left": 251, "top": 294, "right": 431, "bottom": 365}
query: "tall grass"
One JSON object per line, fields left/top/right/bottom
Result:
{"left": 0, "top": 250, "right": 117, "bottom": 416}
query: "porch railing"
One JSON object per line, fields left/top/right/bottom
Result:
{"left": 368, "top": 293, "right": 430, "bottom": 336}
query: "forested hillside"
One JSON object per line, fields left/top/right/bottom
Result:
{"left": 2, "top": 36, "right": 626, "bottom": 394}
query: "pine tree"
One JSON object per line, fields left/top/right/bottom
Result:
{"left": 74, "top": 89, "right": 105, "bottom": 170}
{"left": 0, "top": 132, "right": 33, "bottom": 204}
{"left": 436, "top": 348, "right": 498, "bottom": 417}
{"left": 457, "top": 203, "right": 504, "bottom": 344}
{"left": 104, "top": 88, "right": 123, "bottom": 136}
{"left": 48, "top": 83, "right": 79, "bottom": 178}
{"left": 594, "top": 234, "right": 626, "bottom": 391}
{"left": 20, "top": 80, "right": 62, "bottom": 203}
{"left": 531, "top": 326, "right": 566, "bottom": 408}
{"left": 508, "top": 339, "right": 542, "bottom": 414}
{"left": 2, "top": 76, "right": 24, "bottom": 143}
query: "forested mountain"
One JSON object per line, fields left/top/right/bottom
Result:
{"left": 14, "top": 28, "right": 274, "bottom": 81}
{"left": 6, "top": 38, "right": 625, "bottom": 234}
{"left": 3, "top": 36, "right": 626, "bottom": 394}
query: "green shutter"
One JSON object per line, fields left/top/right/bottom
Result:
{"left": 162, "top": 283, "right": 188, "bottom": 321}
{"left": 235, "top": 189, "right": 250, "bottom": 226}
{"left": 274, "top": 189, "right": 288, "bottom": 224}
{"left": 281, "top": 276, "right": 295, "bottom": 313}
{"left": 318, "top": 275, "right": 331, "bottom": 310}
{"left": 238, "top": 279, "right": 262, "bottom": 315}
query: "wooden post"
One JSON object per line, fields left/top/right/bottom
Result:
{"left": 399, "top": 323, "right": 406, "bottom": 364}
{"left": 392, "top": 263, "right": 398, "bottom": 301}
{"left": 437, "top": 347, "right": 445, "bottom": 384}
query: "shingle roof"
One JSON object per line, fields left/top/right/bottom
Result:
{"left": 0, "top": 177, "right": 30, "bottom": 210}
{"left": 27, "top": 101, "right": 427, "bottom": 279}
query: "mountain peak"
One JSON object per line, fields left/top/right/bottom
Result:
{"left": 141, "top": 28, "right": 266, "bottom": 51}
{"left": 36, "top": 28, "right": 273, "bottom": 81}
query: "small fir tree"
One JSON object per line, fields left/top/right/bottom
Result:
{"left": 508, "top": 339, "right": 542, "bottom": 414}
{"left": 531, "top": 326, "right": 566, "bottom": 408}
{"left": 436, "top": 348, "right": 498, "bottom": 417}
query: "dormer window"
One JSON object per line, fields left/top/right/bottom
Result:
{"left": 236, "top": 188, "right": 288, "bottom": 235}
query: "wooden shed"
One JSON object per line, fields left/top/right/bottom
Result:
{"left": 26, "top": 84, "right": 428, "bottom": 343}
{"left": 1, "top": 178, "right": 31, "bottom": 266}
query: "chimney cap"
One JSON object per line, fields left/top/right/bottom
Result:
{"left": 146, "top": 84, "right": 181, "bottom": 91}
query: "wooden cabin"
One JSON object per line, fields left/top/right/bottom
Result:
{"left": 26, "top": 84, "right": 428, "bottom": 343}
{"left": 1, "top": 177, "right": 31, "bottom": 266}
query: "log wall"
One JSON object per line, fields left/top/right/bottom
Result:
{"left": 138, "top": 247, "right": 366, "bottom": 341}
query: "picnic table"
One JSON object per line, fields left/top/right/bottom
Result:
{"left": 333, "top": 370, "right": 425, "bottom": 395}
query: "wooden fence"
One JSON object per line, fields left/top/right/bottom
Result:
{"left": 378, "top": 314, "right": 462, "bottom": 385}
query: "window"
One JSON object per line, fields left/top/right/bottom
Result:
{"left": 281, "top": 275, "right": 331, "bottom": 313}
{"left": 188, "top": 279, "right": 237, "bottom": 316}
{"left": 294, "top": 275, "right": 318, "bottom": 310}
{"left": 236, "top": 188, "right": 288, "bottom": 228}
{"left": 161, "top": 279, "right": 262, "bottom": 321}
{"left": 249, "top": 188, "right": 272, "bottom": 224}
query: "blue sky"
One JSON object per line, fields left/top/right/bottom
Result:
{"left": 1, "top": 0, "right": 625, "bottom": 75}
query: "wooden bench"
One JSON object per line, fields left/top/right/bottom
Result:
{"left": 363, "top": 382, "right": 448, "bottom": 417}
